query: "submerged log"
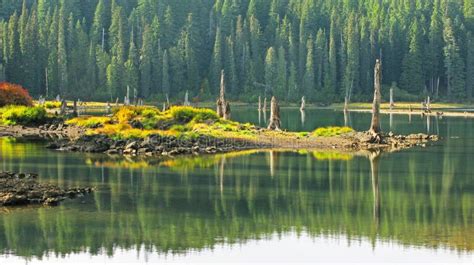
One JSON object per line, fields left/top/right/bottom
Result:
{"left": 267, "top": 96, "right": 281, "bottom": 131}
{"left": 369, "top": 59, "right": 382, "bottom": 142}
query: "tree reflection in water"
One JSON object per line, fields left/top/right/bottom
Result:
{"left": 0, "top": 139, "right": 472, "bottom": 259}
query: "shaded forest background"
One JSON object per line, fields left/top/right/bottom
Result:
{"left": 0, "top": 0, "right": 473, "bottom": 103}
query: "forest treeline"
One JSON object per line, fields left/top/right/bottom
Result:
{"left": 0, "top": 0, "right": 473, "bottom": 103}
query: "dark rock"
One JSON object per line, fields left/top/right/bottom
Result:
{"left": 0, "top": 194, "right": 28, "bottom": 206}
{"left": 0, "top": 171, "right": 94, "bottom": 207}
{"left": 46, "top": 142, "right": 60, "bottom": 149}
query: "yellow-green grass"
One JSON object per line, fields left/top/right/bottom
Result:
{"left": 67, "top": 106, "right": 356, "bottom": 142}
{"left": 0, "top": 105, "right": 47, "bottom": 125}
{"left": 66, "top": 116, "right": 112, "bottom": 128}
{"left": 313, "top": 126, "right": 353, "bottom": 137}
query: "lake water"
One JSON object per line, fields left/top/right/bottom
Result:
{"left": 0, "top": 108, "right": 472, "bottom": 263}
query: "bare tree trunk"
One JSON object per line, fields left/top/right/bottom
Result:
{"left": 224, "top": 102, "right": 231, "bottom": 120}
{"left": 72, "top": 100, "right": 78, "bottom": 117}
{"left": 344, "top": 96, "right": 349, "bottom": 113}
{"left": 300, "top": 96, "right": 306, "bottom": 111}
{"left": 258, "top": 96, "right": 262, "bottom": 111}
{"left": 216, "top": 98, "right": 224, "bottom": 117}
{"left": 389, "top": 88, "right": 394, "bottom": 110}
{"left": 369, "top": 59, "right": 382, "bottom": 138}
{"left": 263, "top": 97, "right": 267, "bottom": 113}
{"left": 216, "top": 70, "right": 230, "bottom": 119}
{"left": 267, "top": 97, "right": 281, "bottom": 131}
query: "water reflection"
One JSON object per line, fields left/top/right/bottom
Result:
{"left": 344, "top": 109, "right": 352, "bottom": 127}
{"left": 300, "top": 109, "right": 306, "bottom": 126}
{"left": 0, "top": 109, "right": 473, "bottom": 261}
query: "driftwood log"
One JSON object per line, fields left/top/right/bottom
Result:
{"left": 267, "top": 96, "right": 281, "bottom": 131}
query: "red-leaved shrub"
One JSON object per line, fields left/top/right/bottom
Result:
{"left": 0, "top": 82, "right": 33, "bottom": 107}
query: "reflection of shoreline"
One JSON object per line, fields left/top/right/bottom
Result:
{"left": 1, "top": 233, "right": 471, "bottom": 263}
{"left": 1, "top": 141, "right": 472, "bottom": 258}
{"left": 85, "top": 149, "right": 362, "bottom": 170}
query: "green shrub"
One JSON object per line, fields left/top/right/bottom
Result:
{"left": 0, "top": 106, "right": 47, "bottom": 125}
{"left": 313, "top": 126, "right": 353, "bottom": 137}
{"left": 169, "top": 106, "right": 219, "bottom": 123}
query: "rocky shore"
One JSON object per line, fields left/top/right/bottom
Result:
{"left": 0, "top": 172, "right": 93, "bottom": 207}
{"left": 2, "top": 122, "right": 439, "bottom": 158}
{"left": 48, "top": 133, "right": 264, "bottom": 156}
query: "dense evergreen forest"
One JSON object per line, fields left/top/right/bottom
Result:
{"left": 0, "top": 0, "right": 473, "bottom": 103}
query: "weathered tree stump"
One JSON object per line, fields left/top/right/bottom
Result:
{"left": 60, "top": 100, "right": 67, "bottom": 116}
{"left": 258, "top": 96, "right": 262, "bottom": 111}
{"left": 267, "top": 96, "right": 281, "bottom": 131}
{"left": 390, "top": 88, "right": 395, "bottom": 109}
{"left": 72, "top": 100, "right": 78, "bottom": 117}
{"left": 224, "top": 102, "right": 231, "bottom": 120}
{"left": 184, "top": 91, "right": 190, "bottom": 106}
{"left": 216, "top": 70, "right": 230, "bottom": 119}
{"left": 300, "top": 96, "right": 306, "bottom": 111}
{"left": 263, "top": 97, "right": 267, "bottom": 113}
{"left": 369, "top": 59, "right": 382, "bottom": 142}
{"left": 216, "top": 98, "right": 224, "bottom": 117}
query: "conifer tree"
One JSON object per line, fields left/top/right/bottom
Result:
{"left": 400, "top": 19, "right": 424, "bottom": 94}
{"left": 264, "top": 46, "right": 277, "bottom": 96}
{"left": 443, "top": 18, "right": 465, "bottom": 99}
{"left": 303, "top": 35, "right": 314, "bottom": 97}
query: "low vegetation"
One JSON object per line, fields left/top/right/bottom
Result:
{"left": 65, "top": 106, "right": 357, "bottom": 145}
{"left": 0, "top": 82, "right": 33, "bottom": 107}
{"left": 43, "top": 101, "right": 62, "bottom": 109}
{"left": 0, "top": 105, "right": 47, "bottom": 125}
{"left": 67, "top": 106, "right": 257, "bottom": 141}
{"left": 313, "top": 127, "right": 354, "bottom": 137}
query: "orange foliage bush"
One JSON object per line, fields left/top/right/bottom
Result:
{"left": 0, "top": 82, "right": 33, "bottom": 107}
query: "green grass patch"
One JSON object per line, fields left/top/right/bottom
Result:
{"left": 66, "top": 116, "right": 111, "bottom": 128}
{"left": 0, "top": 105, "right": 47, "bottom": 125}
{"left": 313, "top": 126, "right": 353, "bottom": 137}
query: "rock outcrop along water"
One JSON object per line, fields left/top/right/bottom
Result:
{"left": 0, "top": 172, "right": 93, "bottom": 207}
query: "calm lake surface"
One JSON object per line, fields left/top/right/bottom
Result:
{"left": 0, "top": 108, "right": 472, "bottom": 263}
